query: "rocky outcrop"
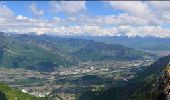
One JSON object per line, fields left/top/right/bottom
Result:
{"left": 156, "top": 62, "right": 170, "bottom": 100}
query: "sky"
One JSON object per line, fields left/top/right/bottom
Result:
{"left": 1, "top": 1, "right": 170, "bottom": 38}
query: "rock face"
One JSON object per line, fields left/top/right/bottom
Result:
{"left": 156, "top": 63, "right": 170, "bottom": 100}
{"left": 130, "top": 57, "right": 170, "bottom": 100}
{"left": 130, "top": 56, "right": 170, "bottom": 100}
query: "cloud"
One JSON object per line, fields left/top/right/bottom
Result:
{"left": 2, "top": 19, "right": 170, "bottom": 38}
{"left": 0, "top": 3, "right": 14, "bottom": 19}
{"left": 104, "top": 1, "right": 163, "bottom": 25}
{"left": 147, "top": 1, "right": 170, "bottom": 23}
{"left": 66, "top": 14, "right": 153, "bottom": 26}
{"left": 1, "top": 1, "right": 170, "bottom": 38}
{"left": 0, "top": 14, "right": 63, "bottom": 35}
{"left": 116, "top": 26, "right": 170, "bottom": 38}
{"left": 64, "top": 12, "right": 164, "bottom": 28}
{"left": 148, "top": 1, "right": 170, "bottom": 11}
{"left": 49, "top": 1, "right": 86, "bottom": 15}
{"left": 105, "top": 1, "right": 152, "bottom": 18}
{"left": 29, "top": 3, "right": 44, "bottom": 16}
{"left": 16, "top": 15, "right": 28, "bottom": 20}
{"left": 0, "top": 3, "right": 14, "bottom": 25}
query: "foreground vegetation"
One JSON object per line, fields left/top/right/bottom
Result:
{"left": 0, "top": 83, "right": 51, "bottom": 100}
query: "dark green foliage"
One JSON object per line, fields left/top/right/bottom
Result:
{"left": 0, "top": 91, "right": 7, "bottom": 100}
{"left": 12, "top": 61, "right": 19, "bottom": 68}
{"left": 37, "top": 61, "right": 55, "bottom": 72}
{"left": 78, "top": 91, "right": 102, "bottom": 100}
{"left": 0, "top": 47, "right": 4, "bottom": 60}
{"left": 72, "top": 75, "right": 105, "bottom": 85}
{"left": 123, "top": 55, "right": 170, "bottom": 100}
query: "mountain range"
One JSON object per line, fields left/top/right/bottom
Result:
{"left": 0, "top": 32, "right": 153, "bottom": 72}
{"left": 61, "top": 36, "right": 170, "bottom": 51}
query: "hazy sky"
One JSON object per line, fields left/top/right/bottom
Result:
{"left": 1, "top": 1, "right": 170, "bottom": 37}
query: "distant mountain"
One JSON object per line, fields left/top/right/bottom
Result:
{"left": 0, "top": 33, "right": 74, "bottom": 72}
{"left": 10, "top": 33, "right": 153, "bottom": 61}
{"left": 0, "top": 32, "right": 153, "bottom": 71}
{"left": 61, "top": 36, "right": 170, "bottom": 51}
{"left": 0, "top": 83, "right": 50, "bottom": 100}
{"left": 78, "top": 55, "right": 170, "bottom": 100}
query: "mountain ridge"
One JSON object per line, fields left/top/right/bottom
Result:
{"left": 60, "top": 35, "right": 170, "bottom": 51}
{"left": 0, "top": 32, "right": 153, "bottom": 72}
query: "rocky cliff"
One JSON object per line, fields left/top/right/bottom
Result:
{"left": 156, "top": 63, "right": 170, "bottom": 100}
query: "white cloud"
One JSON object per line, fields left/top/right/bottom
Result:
{"left": 0, "top": 3, "right": 14, "bottom": 19}
{"left": 72, "top": 14, "right": 151, "bottom": 26}
{"left": 148, "top": 1, "right": 170, "bottom": 11}
{"left": 1, "top": 1, "right": 170, "bottom": 38}
{"left": 104, "top": 1, "right": 162, "bottom": 25}
{"left": 0, "top": 3, "right": 14, "bottom": 25}
{"left": 1, "top": 14, "right": 170, "bottom": 38}
{"left": 34, "top": 25, "right": 168, "bottom": 38}
{"left": 29, "top": 3, "right": 44, "bottom": 16}
{"left": 147, "top": 1, "right": 170, "bottom": 23}
{"left": 64, "top": 13, "right": 163, "bottom": 27}
{"left": 105, "top": 1, "right": 152, "bottom": 18}
{"left": 16, "top": 15, "right": 28, "bottom": 20}
{"left": 49, "top": 1, "right": 86, "bottom": 15}
{"left": 116, "top": 26, "right": 170, "bottom": 38}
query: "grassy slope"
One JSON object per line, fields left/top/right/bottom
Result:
{"left": 0, "top": 83, "right": 50, "bottom": 100}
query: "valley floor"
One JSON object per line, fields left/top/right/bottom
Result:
{"left": 0, "top": 60, "right": 153, "bottom": 100}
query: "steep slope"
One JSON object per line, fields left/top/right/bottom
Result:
{"left": 0, "top": 33, "right": 73, "bottom": 72}
{"left": 157, "top": 66, "right": 170, "bottom": 100}
{"left": 130, "top": 55, "right": 170, "bottom": 100}
{"left": 78, "top": 55, "right": 170, "bottom": 100}
{"left": 0, "top": 83, "right": 50, "bottom": 100}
